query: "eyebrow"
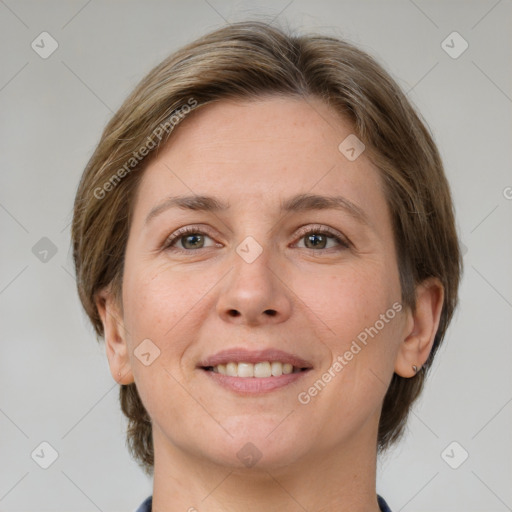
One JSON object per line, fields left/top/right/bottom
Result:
{"left": 144, "top": 193, "right": 370, "bottom": 226}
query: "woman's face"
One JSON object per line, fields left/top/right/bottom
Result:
{"left": 108, "top": 96, "right": 414, "bottom": 470}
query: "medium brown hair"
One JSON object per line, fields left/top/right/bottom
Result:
{"left": 72, "top": 20, "right": 462, "bottom": 475}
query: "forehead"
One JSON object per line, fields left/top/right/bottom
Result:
{"left": 133, "top": 95, "right": 388, "bottom": 222}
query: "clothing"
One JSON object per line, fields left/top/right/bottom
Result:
{"left": 135, "top": 496, "right": 152, "bottom": 512}
{"left": 135, "top": 494, "right": 392, "bottom": 511}
{"left": 378, "top": 495, "right": 392, "bottom": 512}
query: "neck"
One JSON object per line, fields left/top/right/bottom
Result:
{"left": 151, "top": 424, "right": 382, "bottom": 512}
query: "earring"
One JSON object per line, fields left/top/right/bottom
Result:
{"left": 412, "top": 365, "right": 418, "bottom": 373}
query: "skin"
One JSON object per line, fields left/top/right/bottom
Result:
{"left": 96, "top": 96, "right": 444, "bottom": 512}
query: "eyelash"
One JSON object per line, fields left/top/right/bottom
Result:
{"left": 162, "top": 224, "right": 350, "bottom": 254}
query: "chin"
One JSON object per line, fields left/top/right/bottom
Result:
{"left": 198, "top": 420, "right": 307, "bottom": 470}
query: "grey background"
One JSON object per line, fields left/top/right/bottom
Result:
{"left": 1, "top": 1, "right": 511, "bottom": 511}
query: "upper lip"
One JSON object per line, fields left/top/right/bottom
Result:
{"left": 198, "top": 348, "right": 313, "bottom": 369}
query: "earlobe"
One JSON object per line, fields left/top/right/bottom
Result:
{"left": 394, "top": 277, "right": 445, "bottom": 378}
{"left": 95, "top": 286, "right": 135, "bottom": 385}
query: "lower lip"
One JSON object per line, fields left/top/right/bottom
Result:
{"left": 200, "top": 369, "right": 311, "bottom": 394}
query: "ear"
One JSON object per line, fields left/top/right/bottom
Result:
{"left": 394, "top": 277, "right": 445, "bottom": 378}
{"left": 95, "top": 285, "right": 135, "bottom": 385}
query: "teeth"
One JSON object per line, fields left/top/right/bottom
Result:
{"left": 226, "top": 362, "right": 238, "bottom": 377}
{"left": 271, "top": 361, "right": 282, "bottom": 376}
{"left": 237, "top": 362, "right": 254, "bottom": 378}
{"left": 283, "top": 363, "right": 293, "bottom": 374}
{"left": 254, "top": 362, "right": 271, "bottom": 378}
{"left": 210, "top": 361, "right": 300, "bottom": 378}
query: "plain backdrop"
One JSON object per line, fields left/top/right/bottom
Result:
{"left": 1, "top": 1, "right": 511, "bottom": 511}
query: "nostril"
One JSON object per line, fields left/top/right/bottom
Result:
{"left": 265, "top": 310, "right": 277, "bottom": 316}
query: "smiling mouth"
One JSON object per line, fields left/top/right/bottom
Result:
{"left": 201, "top": 361, "right": 309, "bottom": 378}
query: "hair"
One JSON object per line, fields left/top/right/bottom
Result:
{"left": 71, "top": 20, "right": 462, "bottom": 476}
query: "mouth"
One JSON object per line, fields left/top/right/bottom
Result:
{"left": 197, "top": 348, "right": 313, "bottom": 394}
{"left": 202, "top": 361, "right": 307, "bottom": 377}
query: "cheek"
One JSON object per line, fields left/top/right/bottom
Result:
{"left": 293, "top": 262, "right": 397, "bottom": 340}
{"left": 120, "top": 264, "right": 202, "bottom": 421}
{"left": 123, "top": 260, "right": 195, "bottom": 329}
{"left": 121, "top": 260, "right": 217, "bottom": 364}
{"left": 293, "top": 260, "right": 404, "bottom": 400}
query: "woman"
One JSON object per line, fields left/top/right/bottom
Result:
{"left": 71, "top": 21, "right": 462, "bottom": 512}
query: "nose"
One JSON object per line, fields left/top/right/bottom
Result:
{"left": 216, "top": 246, "right": 293, "bottom": 327}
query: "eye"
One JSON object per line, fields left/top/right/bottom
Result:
{"left": 162, "top": 224, "right": 350, "bottom": 253}
{"left": 163, "top": 226, "right": 218, "bottom": 251}
{"left": 293, "top": 225, "right": 350, "bottom": 251}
